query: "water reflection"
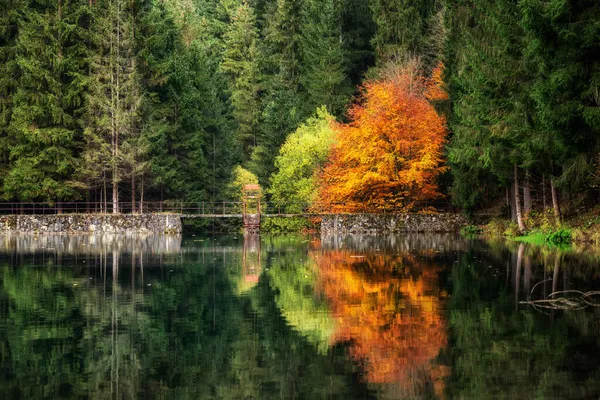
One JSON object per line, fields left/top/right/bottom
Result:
{"left": 0, "top": 234, "right": 599, "bottom": 399}
{"left": 0, "top": 233, "right": 182, "bottom": 255}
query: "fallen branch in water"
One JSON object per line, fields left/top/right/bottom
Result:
{"left": 521, "top": 290, "right": 600, "bottom": 310}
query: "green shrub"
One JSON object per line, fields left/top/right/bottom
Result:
{"left": 545, "top": 228, "right": 572, "bottom": 244}
{"left": 503, "top": 222, "right": 520, "bottom": 238}
{"left": 460, "top": 225, "right": 483, "bottom": 237}
{"left": 483, "top": 218, "right": 511, "bottom": 236}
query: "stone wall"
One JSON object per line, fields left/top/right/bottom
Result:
{"left": 321, "top": 213, "right": 467, "bottom": 235}
{"left": 0, "top": 214, "right": 182, "bottom": 234}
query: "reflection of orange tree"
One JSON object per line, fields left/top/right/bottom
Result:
{"left": 314, "top": 250, "right": 447, "bottom": 389}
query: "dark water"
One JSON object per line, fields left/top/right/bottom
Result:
{"left": 0, "top": 233, "right": 599, "bottom": 399}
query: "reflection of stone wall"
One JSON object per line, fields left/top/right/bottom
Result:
{"left": 0, "top": 233, "right": 182, "bottom": 255}
{"left": 321, "top": 214, "right": 467, "bottom": 235}
{"left": 320, "top": 233, "right": 466, "bottom": 253}
{"left": 0, "top": 214, "right": 182, "bottom": 234}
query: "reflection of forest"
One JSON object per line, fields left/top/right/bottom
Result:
{"left": 0, "top": 236, "right": 374, "bottom": 399}
{"left": 313, "top": 245, "right": 449, "bottom": 397}
{"left": 447, "top": 240, "right": 600, "bottom": 399}
{"left": 1, "top": 234, "right": 600, "bottom": 399}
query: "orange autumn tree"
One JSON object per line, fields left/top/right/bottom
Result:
{"left": 316, "top": 63, "right": 448, "bottom": 212}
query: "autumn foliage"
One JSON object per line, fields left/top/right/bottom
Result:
{"left": 312, "top": 249, "right": 447, "bottom": 392}
{"left": 315, "top": 64, "right": 448, "bottom": 212}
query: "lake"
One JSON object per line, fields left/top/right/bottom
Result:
{"left": 0, "top": 233, "right": 599, "bottom": 399}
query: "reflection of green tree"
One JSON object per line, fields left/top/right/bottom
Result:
{"left": 446, "top": 252, "right": 600, "bottom": 399}
{"left": 0, "top": 263, "right": 144, "bottom": 399}
{"left": 262, "top": 236, "right": 335, "bottom": 354}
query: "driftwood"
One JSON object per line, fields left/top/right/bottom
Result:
{"left": 521, "top": 284, "right": 600, "bottom": 311}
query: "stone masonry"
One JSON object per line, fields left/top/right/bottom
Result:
{"left": 0, "top": 214, "right": 182, "bottom": 234}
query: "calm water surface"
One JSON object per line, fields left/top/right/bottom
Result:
{"left": 1, "top": 233, "right": 599, "bottom": 399}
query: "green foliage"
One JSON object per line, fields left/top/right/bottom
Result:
{"left": 545, "top": 228, "right": 572, "bottom": 245}
{"left": 299, "top": 0, "right": 352, "bottom": 115}
{"left": 370, "top": 0, "right": 442, "bottom": 70}
{"left": 221, "top": 1, "right": 261, "bottom": 160}
{"left": 224, "top": 165, "right": 260, "bottom": 203}
{"left": 268, "top": 108, "right": 336, "bottom": 213}
{"left": 503, "top": 222, "right": 521, "bottom": 238}
{"left": 3, "top": 0, "right": 90, "bottom": 201}
{"left": 460, "top": 225, "right": 483, "bottom": 237}
{"left": 483, "top": 218, "right": 512, "bottom": 236}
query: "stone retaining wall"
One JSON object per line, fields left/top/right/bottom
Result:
{"left": 321, "top": 213, "right": 467, "bottom": 235}
{"left": 0, "top": 214, "right": 182, "bottom": 234}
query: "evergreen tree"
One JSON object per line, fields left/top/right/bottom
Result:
{"left": 445, "top": 0, "right": 533, "bottom": 223}
{"left": 339, "top": 0, "right": 375, "bottom": 86}
{"left": 4, "top": 0, "right": 90, "bottom": 203}
{"left": 0, "top": 0, "right": 25, "bottom": 191}
{"left": 221, "top": 0, "right": 261, "bottom": 161}
{"left": 299, "top": 0, "right": 351, "bottom": 116}
{"left": 370, "top": 0, "right": 441, "bottom": 70}
{"left": 250, "top": 0, "right": 305, "bottom": 185}
{"left": 138, "top": 0, "right": 233, "bottom": 203}
{"left": 84, "top": 0, "right": 139, "bottom": 213}
{"left": 520, "top": 0, "right": 600, "bottom": 194}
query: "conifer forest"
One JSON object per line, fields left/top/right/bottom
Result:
{"left": 1, "top": 0, "right": 599, "bottom": 220}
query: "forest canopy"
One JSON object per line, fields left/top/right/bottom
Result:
{"left": 0, "top": 0, "right": 599, "bottom": 219}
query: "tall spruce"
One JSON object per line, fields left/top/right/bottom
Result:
{"left": 299, "top": 0, "right": 351, "bottom": 116}
{"left": 4, "top": 0, "right": 89, "bottom": 203}
{"left": 250, "top": 0, "right": 305, "bottom": 185}
{"left": 520, "top": 0, "right": 600, "bottom": 199}
{"left": 0, "top": 0, "right": 25, "bottom": 191}
{"left": 84, "top": 0, "right": 139, "bottom": 213}
{"left": 369, "top": 0, "right": 441, "bottom": 69}
{"left": 221, "top": 0, "right": 261, "bottom": 161}
{"left": 445, "top": 0, "right": 533, "bottom": 221}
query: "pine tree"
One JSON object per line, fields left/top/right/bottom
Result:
{"left": 520, "top": 0, "right": 600, "bottom": 196}
{"left": 339, "top": 0, "right": 375, "bottom": 86}
{"left": 299, "top": 0, "right": 351, "bottom": 116}
{"left": 84, "top": 0, "right": 139, "bottom": 213}
{"left": 0, "top": 0, "right": 25, "bottom": 193}
{"left": 139, "top": 0, "right": 234, "bottom": 203}
{"left": 370, "top": 0, "right": 441, "bottom": 70}
{"left": 4, "top": 0, "right": 89, "bottom": 203}
{"left": 250, "top": 0, "right": 306, "bottom": 185}
{"left": 221, "top": 0, "right": 261, "bottom": 161}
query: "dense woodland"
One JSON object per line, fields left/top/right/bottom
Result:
{"left": 0, "top": 0, "right": 599, "bottom": 222}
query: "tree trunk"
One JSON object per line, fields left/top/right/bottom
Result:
{"left": 139, "top": 177, "right": 144, "bottom": 214}
{"left": 514, "top": 164, "right": 526, "bottom": 232}
{"left": 510, "top": 185, "right": 517, "bottom": 222}
{"left": 542, "top": 174, "right": 547, "bottom": 211}
{"left": 523, "top": 168, "right": 532, "bottom": 215}
{"left": 551, "top": 178, "right": 561, "bottom": 223}
{"left": 112, "top": 177, "right": 119, "bottom": 214}
{"left": 103, "top": 175, "right": 107, "bottom": 214}
{"left": 131, "top": 171, "right": 136, "bottom": 214}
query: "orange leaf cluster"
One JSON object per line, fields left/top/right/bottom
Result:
{"left": 315, "top": 66, "right": 448, "bottom": 213}
{"left": 313, "top": 249, "right": 448, "bottom": 390}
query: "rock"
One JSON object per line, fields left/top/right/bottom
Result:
{"left": 321, "top": 213, "right": 467, "bottom": 235}
{"left": 0, "top": 214, "right": 182, "bottom": 234}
